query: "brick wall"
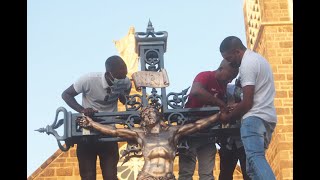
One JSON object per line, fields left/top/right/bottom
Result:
{"left": 243, "top": 0, "right": 293, "bottom": 179}
{"left": 28, "top": 144, "right": 246, "bottom": 180}
{"left": 261, "top": 0, "right": 292, "bottom": 22}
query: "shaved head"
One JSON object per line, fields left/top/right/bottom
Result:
{"left": 215, "top": 59, "right": 239, "bottom": 83}
{"left": 219, "top": 59, "right": 238, "bottom": 76}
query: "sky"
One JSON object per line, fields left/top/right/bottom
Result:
{"left": 27, "top": 0, "right": 246, "bottom": 177}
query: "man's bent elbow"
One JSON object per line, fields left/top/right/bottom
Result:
{"left": 61, "top": 91, "right": 71, "bottom": 102}
{"left": 61, "top": 91, "right": 67, "bottom": 101}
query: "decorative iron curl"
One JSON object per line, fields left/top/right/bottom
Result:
{"left": 35, "top": 107, "right": 71, "bottom": 151}
{"left": 135, "top": 20, "right": 167, "bottom": 38}
{"left": 147, "top": 88, "right": 162, "bottom": 109}
{"left": 125, "top": 114, "right": 141, "bottom": 129}
{"left": 136, "top": 30, "right": 167, "bottom": 38}
{"left": 120, "top": 141, "right": 143, "bottom": 166}
{"left": 167, "top": 87, "right": 190, "bottom": 109}
{"left": 125, "top": 94, "right": 142, "bottom": 111}
{"left": 167, "top": 112, "right": 186, "bottom": 126}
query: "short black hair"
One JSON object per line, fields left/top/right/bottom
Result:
{"left": 105, "top": 55, "right": 127, "bottom": 72}
{"left": 219, "top": 36, "right": 246, "bottom": 53}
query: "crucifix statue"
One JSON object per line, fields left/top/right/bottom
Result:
{"left": 78, "top": 105, "right": 220, "bottom": 180}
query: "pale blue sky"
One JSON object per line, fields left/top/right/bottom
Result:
{"left": 27, "top": 0, "right": 246, "bottom": 177}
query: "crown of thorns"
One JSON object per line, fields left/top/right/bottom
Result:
{"left": 140, "top": 105, "right": 159, "bottom": 115}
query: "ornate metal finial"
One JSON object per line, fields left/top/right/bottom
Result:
{"left": 35, "top": 127, "right": 46, "bottom": 133}
{"left": 135, "top": 20, "right": 168, "bottom": 55}
{"left": 147, "top": 19, "right": 154, "bottom": 34}
{"left": 35, "top": 107, "right": 72, "bottom": 151}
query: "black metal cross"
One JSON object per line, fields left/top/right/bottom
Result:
{"left": 36, "top": 20, "right": 239, "bottom": 153}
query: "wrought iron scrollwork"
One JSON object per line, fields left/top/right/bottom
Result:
{"left": 125, "top": 114, "right": 141, "bottom": 129}
{"left": 126, "top": 94, "right": 142, "bottom": 111}
{"left": 167, "top": 112, "right": 186, "bottom": 126}
{"left": 120, "top": 141, "right": 143, "bottom": 166}
{"left": 145, "top": 50, "right": 160, "bottom": 71}
{"left": 147, "top": 88, "right": 162, "bottom": 109}
{"left": 167, "top": 87, "right": 190, "bottom": 109}
{"left": 35, "top": 107, "right": 71, "bottom": 151}
{"left": 135, "top": 19, "right": 167, "bottom": 38}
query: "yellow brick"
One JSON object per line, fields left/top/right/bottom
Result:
{"left": 277, "top": 91, "right": 288, "bottom": 98}
{"left": 280, "top": 159, "right": 293, "bottom": 168}
{"left": 282, "top": 99, "right": 292, "bottom": 107}
{"left": 48, "top": 163, "right": 60, "bottom": 168}
{"left": 274, "top": 74, "right": 286, "bottom": 81}
{"left": 283, "top": 125, "right": 293, "bottom": 133}
{"left": 280, "top": 151, "right": 290, "bottom": 159}
{"left": 276, "top": 124, "right": 292, "bottom": 133}
{"left": 74, "top": 167, "right": 80, "bottom": 176}
{"left": 267, "top": 42, "right": 279, "bottom": 48}
{"left": 277, "top": 142, "right": 293, "bottom": 152}
{"left": 66, "top": 158, "right": 78, "bottom": 163}
{"left": 43, "top": 177, "right": 59, "bottom": 180}
{"left": 61, "top": 163, "right": 76, "bottom": 167}
{"left": 56, "top": 167, "right": 73, "bottom": 176}
{"left": 285, "top": 133, "right": 293, "bottom": 141}
{"left": 274, "top": 99, "right": 283, "bottom": 106}
{"left": 55, "top": 158, "right": 66, "bottom": 163}
{"left": 286, "top": 74, "right": 293, "bottom": 80}
{"left": 271, "top": 65, "right": 278, "bottom": 73}
{"left": 279, "top": 42, "right": 292, "bottom": 48}
{"left": 39, "top": 168, "right": 55, "bottom": 177}
{"left": 281, "top": 168, "right": 292, "bottom": 179}
{"left": 281, "top": 57, "right": 292, "bottom": 64}
{"left": 284, "top": 115, "right": 293, "bottom": 120}
{"left": 59, "top": 152, "right": 69, "bottom": 157}
{"left": 69, "top": 149, "right": 77, "bottom": 157}
{"left": 279, "top": 3, "right": 288, "bottom": 9}
{"left": 280, "top": 17, "right": 290, "bottom": 21}
{"left": 264, "top": 3, "right": 280, "bottom": 9}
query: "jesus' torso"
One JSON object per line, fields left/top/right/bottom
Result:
{"left": 136, "top": 127, "right": 178, "bottom": 177}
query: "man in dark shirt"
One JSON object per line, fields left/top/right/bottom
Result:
{"left": 178, "top": 59, "right": 238, "bottom": 180}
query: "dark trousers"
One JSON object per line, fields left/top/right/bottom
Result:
{"left": 218, "top": 145, "right": 250, "bottom": 180}
{"left": 77, "top": 141, "right": 119, "bottom": 180}
{"left": 178, "top": 137, "right": 216, "bottom": 180}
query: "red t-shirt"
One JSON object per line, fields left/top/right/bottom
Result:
{"left": 185, "top": 71, "right": 227, "bottom": 108}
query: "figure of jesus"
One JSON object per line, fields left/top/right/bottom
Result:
{"left": 78, "top": 106, "right": 220, "bottom": 180}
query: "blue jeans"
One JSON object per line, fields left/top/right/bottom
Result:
{"left": 240, "top": 116, "right": 276, "bottom": 180}
{"left": 178, "top": 137, "right": 216, "bottom": 180}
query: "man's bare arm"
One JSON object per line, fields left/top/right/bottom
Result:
{"left": 220, "top": 85, "right": 254, "bottom": 123}
{"left": 175, "top": 112, "right": 220, "bottom": 140}
{"left": 190, "top": 82, "right": 227, "bottom": 111}
{"left": 62, "top": 85, "right": 84, "bottom": 113}
{"left": 79, "top": 116, "right": 138, "bottom": 140}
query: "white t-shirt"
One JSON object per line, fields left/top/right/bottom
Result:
{"left": 240, "top": 49, "right": 277, "bottom": 123}
{"left": 73, "top": 72, "right": 131, "bottom": 112}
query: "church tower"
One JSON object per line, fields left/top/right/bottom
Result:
{"left": 243, "top": 0, "right": 293, "bottom": 179}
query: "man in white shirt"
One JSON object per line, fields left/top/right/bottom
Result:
{"left": 219, "top": 36, "right": 277, "bottom": 180}
{"left": 62, "top": 55, "right": 132, "bottom": 180}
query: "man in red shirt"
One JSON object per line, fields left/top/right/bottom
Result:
{"left": 178, "top": 59, "right": 238, "bottom": 180}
